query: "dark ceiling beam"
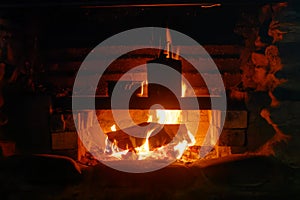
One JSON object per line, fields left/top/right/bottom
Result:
{"left": 0, "top": 0, "right": 285, "bottom": 8}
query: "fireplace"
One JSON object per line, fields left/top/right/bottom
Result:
{"left": 72, "top": 42, "right": 233, "bottom": 170}
{"left": 0, "top": 0, "right": 299, "bottom": 199}
{"left": 42, "top": 1, "right": 294, "bottom": 167}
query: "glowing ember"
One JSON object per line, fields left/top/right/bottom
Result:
{"left": 110, "top": 124, "right": 117, "bottom": 132}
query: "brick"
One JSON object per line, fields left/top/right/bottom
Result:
{"left": 219, "top": 129, "right": 246, "bottom": 146}
{"left": 51, "top": 132, "right": 78, "bottom": 150}
{"left": 224, "top": 110, "right": 247, "bottom": 128}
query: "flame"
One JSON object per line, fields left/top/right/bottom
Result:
{"left": 110, "top": 150, "right": 129, "bottom": 159}
{"left": 105, "top": 137, "right": 129, "bottom": 160}
{"left": 137, "top": 80, "right": 147, "bottom": 97}
{"left": 110, "top": 124, "right": 117, "bottom": 132}
{"left": 135, "top": 128, "right": 155, "bottom": 160}
{"left": 174, "top": 47, "right": 180, "bottom": 60}
{"left": 165, "top": 28, "right": 181, "bottom": 60}
{"left": 155, "top": 109, "right": 182, "bottom": 124}
{"left": 99, "top": 110, "right": 197, "bottom": 162}
{"left": 174, "top": 130, "right": 196, "bottom": 160}
{"left": 174, "top": 140, "right": 188, "bottom": 159}
{"left": 166, "top": 28, "right": 172, "bottom": 58}
{"left": 182, "top": 80, "right": 187, "bottom": 97}
{"left": 147, "top": 114, "right": 153, "bottom": 123}
{"left": 166, "top": 43, "right": 171, "bottom": 58}
{"left": 166, "top": 27, "right": 172, "bottom": 44}
{"left": 100, "top": 110, "right": 196, "bottom": 162}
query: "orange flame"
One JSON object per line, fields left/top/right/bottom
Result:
{"left": 137, "top": 81, "right": 146, "bottom": 97}
{"left": 181, "top": 80, "right": 187, "bottom": 97}
{"left": 174, "top": 140, "right": 188, "bottom": 159}
{"left": 174, "top": 130, "right": 196, "bottom": 159}
{"left": 110, "top": 124, "right": 117, "bottom": 132}
{"left": 166, "top": 27, "right": 172, "bottom": 44}
{"left": 105, "top": 137, "right": 129, "bottom": 160}
{"left": 174, "top": 47, "right": 180, "bottom": 60}
{"left": 135, "top": 128, "right": 155, "bottom": 160}
{"left": 166, "top": 28, "right": 172, "bottom": 58}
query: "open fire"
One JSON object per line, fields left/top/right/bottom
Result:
{"left": 76, "top": 106, "right": 225, "bottom": 166}
{"left": 103, "top": 109, "right": 196, "bottom": 162}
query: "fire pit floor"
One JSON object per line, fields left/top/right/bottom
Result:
{"left": 0, "top": 154, "right": 299, "bottom": 199}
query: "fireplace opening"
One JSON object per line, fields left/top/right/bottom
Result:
{"left": 73, "top": 35, "right": 230, "bottom": 167}
{"left": 77, "top": 109, "right": 225, "bottom": 164}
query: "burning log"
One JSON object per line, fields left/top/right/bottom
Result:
{"left": 106, "top": 122, "right": 181, "bottom": 151}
